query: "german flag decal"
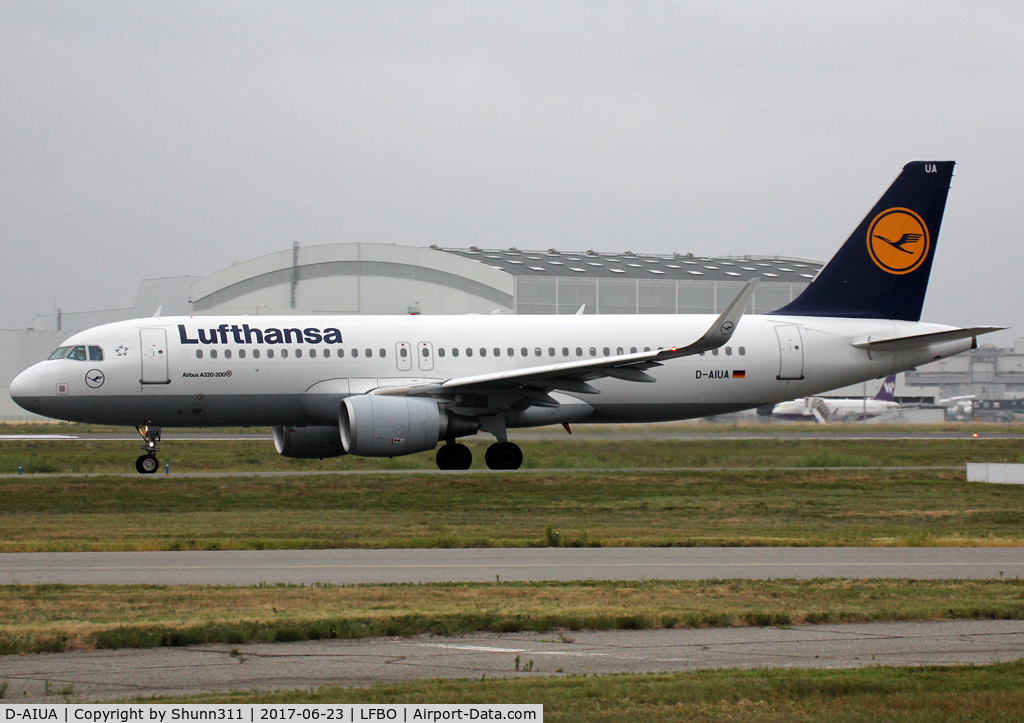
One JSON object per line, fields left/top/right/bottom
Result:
{"left": 733, "top": 370, "right": 746, "bottom": 379}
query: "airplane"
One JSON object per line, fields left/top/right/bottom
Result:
{"left": 10, "top": 161, "right": 1003, "bottom": 473}
{"left": 769, "top": 374, "right": 899, "bottom": 422}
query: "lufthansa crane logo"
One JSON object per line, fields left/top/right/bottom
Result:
{"left": 866, "top": 207, "right": 930, "bottom": 275}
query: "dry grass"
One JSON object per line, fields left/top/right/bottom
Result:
{"left": 3, "top": 578, "right": 1024, "bottom": 654}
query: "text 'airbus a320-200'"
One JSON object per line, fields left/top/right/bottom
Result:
{"left": 10, "top": 162, "right": 1002, "bottom": 472}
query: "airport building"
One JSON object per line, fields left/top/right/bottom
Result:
{"left": 8, "top": 241, "right": 1020, "bottom": 422}
{"left": 2, "top": 242, "right": 821, "bottom": 420}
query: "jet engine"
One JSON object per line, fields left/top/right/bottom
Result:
{"left": 339, "top": 395, "right": 478, "bottom": 457}
{"left": 273, "top": 425, "right": 346, "bottom": 459}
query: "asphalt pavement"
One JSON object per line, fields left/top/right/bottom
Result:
{"left": 1, "top": 620, "right": 1021, "bottom": 702}
{"left": 3, "top": 547, "right": 1023, "bottom": 585}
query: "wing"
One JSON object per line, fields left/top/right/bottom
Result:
{"left": 374, "top": 279, "right": 758, "bottom": 409}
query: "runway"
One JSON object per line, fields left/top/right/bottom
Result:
{"left": 1, "top": 620, "right": 1022, "bottom": 702}
{"left": 4, "top": 547, "right": 1023, "bottom": 585}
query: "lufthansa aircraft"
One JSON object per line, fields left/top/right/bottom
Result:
{"left": 10, "top": 162, "right": 1001, "bottom": 472}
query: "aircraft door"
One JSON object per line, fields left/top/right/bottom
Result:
{"left": 775, "top": 325, "right": 805, "bottom": 380}
{"left": 417, "top": 342, "right": 434, "bottom": 371}
{"left": 140, "top": 328, "right": 171, "bottom": 384}
{"left": 396, "top": 342, "right": 412, "bottom": 371}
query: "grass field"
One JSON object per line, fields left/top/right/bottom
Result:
{"left": 2, "top": 465, "right": 1023, "bottom": 551}
{"left": 3, "top": 578, "right": 1023, "bottom": 655}
{"left": 3, "top": 433, "right": 1024, "bottom": 474}
{"left": 143, "top": 662, "right": 1024, "bottom": 722}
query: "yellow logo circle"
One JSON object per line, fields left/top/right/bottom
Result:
{"left": 866, "top": 207, "right": 930, "bottom": 275}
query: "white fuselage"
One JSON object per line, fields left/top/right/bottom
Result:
{"left": 10, "top": 313, "right": 973, "bottom": 429}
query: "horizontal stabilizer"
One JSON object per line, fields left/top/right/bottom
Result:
{"left": 852, "top": 326, "right": 1004, "bottom": 352}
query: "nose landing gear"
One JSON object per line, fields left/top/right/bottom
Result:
{"left": 135, "top": 425, "right": 161, "bottom": 474}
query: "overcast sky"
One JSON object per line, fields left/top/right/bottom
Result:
{"left": 2, "top": 1, "right": 1022, "bottom": 342}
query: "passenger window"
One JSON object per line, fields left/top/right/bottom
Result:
{"left": 452, "top": 348, "right": 459, "bottom": 357}
{"left": 379, "top": 349, "right": 385, "bottom": 357}
{"left": 507, "top": 348, "right": 514, "bottom": 357}
{"left": 196, "top": 350, "right": 203, "bottom": 359}
{"left": 466, "top": 348, "right": 473, "bottom": 357}
{"left": 725, "top": 347, "right": 732, "bottom": 356}
{"left": 562, "top": 347, "right": 569, "bottom": 357}
{"left": 365, "top": 349, "right": 372, "bottom": 358}
{"left": 295, "top": 349, "right": 302, "bottom": 358}
{"left": 422, "top": 347, "right": 430, "bottom": 358}
{"left": 493, "top": 348, "right": 500, "bottom": 357}
{"left": 603, "top": 347, "right": 610, "bottom": 356}
{"left": 576, "top": 347, "right": 583, "bottom": 356}
{"left": 548, "top": 348, "right": 555, "bottom": 357}
{"left": 480, "top": 348, "right": 487, "bottom": 357}
{"left": 309, "top": 349, "right": 316, "bottom": 358}
{"left": 534, "top": 348, "right": 541, "bottom": 357}
{"left": 225, "top": 349, "right": 232, "bottom": 359}
{"left": 630, "top": 347, "right": 637, "bottom": 354}
{"left": 521, "top": 348, "right": 528, "bottom": 357}
{"left": 323, "top": 349, "right": 329, "bottom": 358}
{"left": 589, "top": 347, "right": 596, "bottom": 357}
{"left": 253, "top": 349, "right": 260, "bottom": 359}
{"left": 47, "top": 346, "right": 72, "bottom": 360}
{"left": 211, "top": 349, "right": 218, "bottom": 359}
{"left": 67, "top": 346, "right": 87, "bottom": 361}
{"left": 739, "top": 347, "right": 745, "bottom": 356}
{"left": 438, "top": 348, "right": 446, "bottom": 357}
{"left": 644, "top": 347, "right": 651, "bottom": 352}
{"left": 712, "top": 349, "right": 719, "bottom": 356}
{"left": 337, "top": 349, "right": 344, "bottom": 357}
{"left": 698, "top": 351, "right": 705, "bottom": 356}
{"left": 88, "top": 346, "right": 103, "bottom": 361}
{"left": 400, "top": 348, "right": 408, "bottom": 358}
{"left": 267, "top": 349, "right": 275, "bottom": 358}
{"left": 352, "top": 348, "right": 360, "bottom": 358}
{"left": 616, "top": 347, "right": 623, "bottom": 355}
{"left": 281, "top": 349, "right": 289, "bottom": 359}
{"left": 239, "top": 349, "right": 246, "bottom": 359}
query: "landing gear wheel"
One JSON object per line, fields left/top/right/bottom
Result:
{"left": 136, "top": 454, "right": 159, "bottom": 474}
{"left": 485, "top": 442, "right": 523, "bottom": 470}
{"left": 436, "top": 443, "right": 473, "bottom": 470}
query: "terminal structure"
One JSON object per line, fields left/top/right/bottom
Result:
{"left": 3, "top": 242, "right": 1019, "bottom": 420}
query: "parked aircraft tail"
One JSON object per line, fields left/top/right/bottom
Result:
{"left": 872, "top": 375, "right": 897, "bottom": 402}
{"left": 773, "top": 161, "right": 954, "bottom": 321}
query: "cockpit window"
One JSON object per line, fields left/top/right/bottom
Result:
{"left": 48, "top": 346, "right": 72, "bottom": 360}
{"left": 66, "top": 346, "right": 87, "bottom": 361}
{"left": 88, "top": 346, "right": 103, "bottom": 361}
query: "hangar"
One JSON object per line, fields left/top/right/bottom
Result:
{"left": 4, "top": 242, "right": 820, "bottom": 419}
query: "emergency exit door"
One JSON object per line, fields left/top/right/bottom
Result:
{"left": 775, "top": 325, "right": 805, "bottom": 380}
{"left": 140, "top": 328, "right": 170, "bottom": 384}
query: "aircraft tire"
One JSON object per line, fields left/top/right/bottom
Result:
{"left": 136, "top": 454, "right": 159, "bottom": 474}
{"left": 485, "top": 441, "right": 523, "bottom": 470}
{"left": 436, "top": 443, "right": 472, "bottom": 470}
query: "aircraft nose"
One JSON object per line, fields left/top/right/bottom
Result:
{"left": 9, "top": 366, "right": 42, "bottom": 411}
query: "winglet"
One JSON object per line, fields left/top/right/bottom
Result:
{"left": 655, "top": 278, "right": 759, "bottom": 361}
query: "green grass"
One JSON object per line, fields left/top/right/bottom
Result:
{"left": 2, "top": 465, "right": 1024, "bottom": 551}
{"left": 3, "top": 579, "right": 1024, "bottom": 655}
{"left": 3, "top": 436, "right": 1023, "bottom": 474}
{"left": 140, "top": 662, "right": 1024, "bottom": 721}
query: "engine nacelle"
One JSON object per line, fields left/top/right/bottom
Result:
{"left": 339, "top": 395, "right": 478, "bottom": 457}
{"left": 273, "top": 425, "right": 346, "bottom": 459}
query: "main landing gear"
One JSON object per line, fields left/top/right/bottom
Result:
{"left": 434, "top": 440, "right": 524, "bottom": 470}
{"left": 436, "top": 441, "right": 473, "bottom": 470}
{"left": 484, "top": 441, "right": 523, "bottom": 470}
{"left": 135, "top": 424, "right": 161, "bottom": 474}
